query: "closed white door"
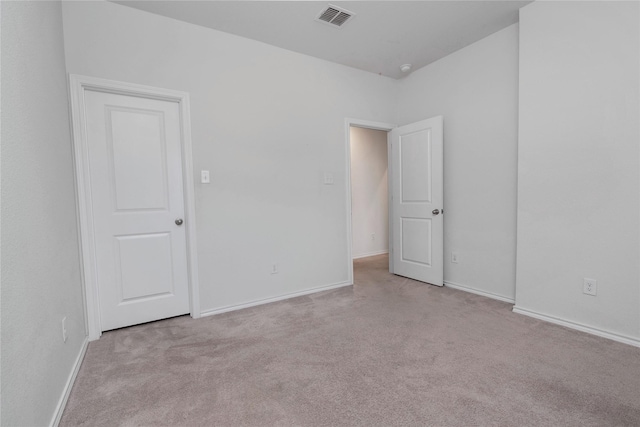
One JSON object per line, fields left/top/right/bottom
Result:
{"left": 85, "top": 90, "right": 190, "bottom": 331}
{"left": 390, "top": 116, "right": 444, "bottom": 285}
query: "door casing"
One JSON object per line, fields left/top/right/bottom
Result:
{"left": 69, "top": 74, "right": 201, "bottom": 341}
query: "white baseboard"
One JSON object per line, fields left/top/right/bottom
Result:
{"left": 513, "top": 306, "right": 640, "bottom": 348}
{"left": 200, "top": 281, "right": 353, "bottom": 318}
{"left": 353, "top": 250, "right": 389, "bottom": 260}
{"left": 50, "top": 337, "right": 89, "bottom": 427}
{"left": 444, "top": 280, "right": 515, "bottom": 304}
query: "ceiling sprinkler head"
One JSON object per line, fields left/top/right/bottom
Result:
{"left": 400, "top": 64, "right": 412, "bottom": 73}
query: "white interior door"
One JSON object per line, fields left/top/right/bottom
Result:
{"left": 390, "top": 116, "right": 443, "bottom": 285}
{"left": 85, "top": 90, "right": 190, "bottom": 331}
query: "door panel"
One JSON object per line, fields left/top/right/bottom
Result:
{"left": 401, "top": 218, "right": 432, "bottom": 265}
{"left": 400, "top": 130, "right": 431, "bottom": 203}
{"left": 85, "top": 90, "right": 190, "bottom": 331}
{"left": 115, "top": 233, "right": 174, "bottom": 302}
{"left": 108, "top": 108, "right": 169, "bottom": 211}
{"left": 391, "top": 116, "right": 443, "bottom": 285}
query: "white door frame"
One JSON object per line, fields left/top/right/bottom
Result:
{"left": 69, "top": 74, "right": 201, "bottom": 341}
{"left": 344, "top": 118, "right": 396, "bottom": 284}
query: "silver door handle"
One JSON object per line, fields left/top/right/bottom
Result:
{"left": 432, "top": 209, "right": 440, "bottom": 215}
{"left": 175, "top": 218, "right": 184, "bottom": 226}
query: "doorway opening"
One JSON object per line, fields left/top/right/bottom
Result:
{"left": 345, "top": 116, "right": 444, "bottom": 287}
{"left": 345, "top": 119, "right": 395, "bottom": 284}
{"left": 350, "top": 126, "right": 390, "bottom": 259}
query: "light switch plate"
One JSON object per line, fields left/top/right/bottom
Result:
{"left": 201, "top": 170, "right": 210, "bottom": 184}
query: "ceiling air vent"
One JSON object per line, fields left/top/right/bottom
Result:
{"left": 315, "top": 4, "right": 355, "bottom": 28}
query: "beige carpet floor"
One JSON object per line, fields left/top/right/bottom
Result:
{"left": 61, "top": 254, "right": 640, "bottom": 426}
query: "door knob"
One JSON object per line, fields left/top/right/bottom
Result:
{"left": 432, "top": 209, "right": 440, "bottom": 215}
{"left": 175, "top": 218, "right": 184, "bottom": 226}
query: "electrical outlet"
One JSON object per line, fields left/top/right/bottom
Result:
{"left": 271, "top": 264, "right": 279, "bottom": 274}
{"left": 451, "top": 251, "right": 459, "bottom": 264}
{"left": 583, "top": 278, "right": 597, "bottom": 296}
{"left": 62, "top": 317, "right": 68, "bottom": 343}
{"left": 371, "top": 233, "right": 375, "bottom": 241}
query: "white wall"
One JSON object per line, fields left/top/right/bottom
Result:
{"left": 516, "top": 1, "right": 640, "bottom": 341}
{"left": 350, "top": 127, "right": 389, "bottom": 259}
{"left": 395, "top": 25, "right": 519, "bottom": 301}
{"left": 61, "top": 1, "right": 398, "bottom": 313}
{"left": 0, "top": 1, "right": 87, "bottom": 425}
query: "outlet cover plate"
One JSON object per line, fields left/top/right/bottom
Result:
{"left": 583, "top": 278, "right": 597, "bottom": 296}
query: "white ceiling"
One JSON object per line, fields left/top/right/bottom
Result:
{"left": 113, "top": 1, "right": 532, "bottom": 79}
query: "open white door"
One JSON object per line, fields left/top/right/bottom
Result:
{"left": 390, "top": 116, "right": 443, "bottom": 286}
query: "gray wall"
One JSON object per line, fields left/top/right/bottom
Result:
{"left": 1, "top": 1, "right": 86, "bottom": 425}
{"left": 395, "top": 25, "right": 519, "bottom": 301}
{"left": 515, "top": 1, "right": 640, "bottom": 340}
